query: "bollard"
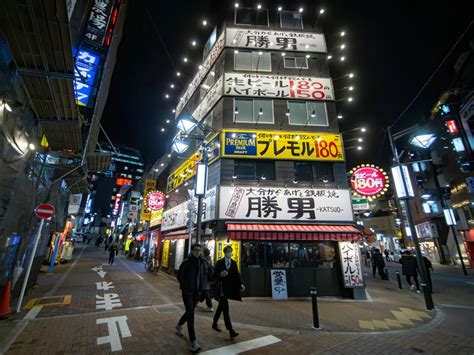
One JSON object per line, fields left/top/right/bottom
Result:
{"left": 396, "top": 271, "right": 402, "bottom": 289}
{"left": 310, "top": 287, "right": 321, "bottom": 330}
{"left": 384, "top": 267, "right": 389, "bottom": 280}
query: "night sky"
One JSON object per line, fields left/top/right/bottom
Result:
{"left": 101, "top": 0, "right": 472, "bottom": 170}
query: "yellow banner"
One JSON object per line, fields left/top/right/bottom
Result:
{"left": 140, "top": 179, "right": 156, "bottom": 222}
{"left": 221, "top": 129, "right": 345, "bottom": 161}
{"left": 150, "top": 209, "right": 163, "bottom": 228}
{"left": 161, "top": 240, "right": 170, "bottom": 268}
{"left": 216, "top": 240, "right": 241, "bottom": 271}
{"left": 167, "top": 133, "right": 220, "bottom": 193}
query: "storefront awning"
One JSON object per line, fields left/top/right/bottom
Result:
{"left": 227, "top": 224, "right": 361, "bottom": 241}
{"left": 163, "top": 229, "right": 193, "bottom": 240}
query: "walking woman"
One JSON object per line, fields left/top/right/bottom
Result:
{"left": 212, "top": 245, "right": 245, "bottom": 339}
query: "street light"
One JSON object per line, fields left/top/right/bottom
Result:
{"left": 388, "top": 125, "right": 435, "bottom": 310}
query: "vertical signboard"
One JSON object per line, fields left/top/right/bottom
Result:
{"left": 74, "top": 48, "right": 101, "bottom": 107}
{"left": 84, "top": 0, "right": 115, "bottom": 47}
{"left": 140, "top": 180, "right": 156, "bottom": 222}
{"left": 161, "top": 240, "right": 170, "bottom": 268}
{"left": 338, "top": 242, "right": 364, "bottom": 287}
{"left": 270, "top": 269, "right": 288, "bottom": 300}
{"left": 174, "top": 239, "right": 186, "bottom": 270}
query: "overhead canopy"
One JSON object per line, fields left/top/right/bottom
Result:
{"left": 227, "top": 223, "right": 362, "bottom": 241}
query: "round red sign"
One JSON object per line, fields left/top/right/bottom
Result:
{"left": 349, "top": 165, "right": 389, "bottom": 198}
{"left": 35, "top": 203, "right": 55, "bottom": 219}
{"left": 145, "top": 191, "right": 166, "bottom": 211}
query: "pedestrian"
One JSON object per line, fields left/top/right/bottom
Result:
{"left": 399, "top": 251, "right": 420, "bottom": 293}
{"left": 104, "top": 237, "right": 109, "bottom": 252}
{"left": 419, "top": 255, "right": 434, "bottom": 293}
{"left": 212, "top": 245, "right": 245, "bottom": 339}
{"left": 384, "top": 249, "right": 390, "bottom": 262}
{"left": 128, "top": 239, "right": 135, "bottom": 259}
{"left": 371, "top": 249, "right": 387, "bottom": 279}
{"left": 199, "top": 248, "right": 214, "bottom": 312}
{"left": 176, "top": 243, "right": 208, "bottom": 353}
{"left": 108, "top": 242, "right": 118, "bottom": 265}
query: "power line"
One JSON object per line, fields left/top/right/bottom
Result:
{"left": 390, "top": 20, "right": 473, "bottom": 129}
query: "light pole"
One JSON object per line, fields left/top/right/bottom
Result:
{"left": 387, "top": 126, "right": 434, "bottom": 310}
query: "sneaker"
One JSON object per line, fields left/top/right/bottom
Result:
{"left": 205, "top": 307, "right": 214, "bottom": 312}
{"left": 410, "top": 285, "right": 415, "bottom": 291}
{"left": 190, "top": 340, "right": 201, "bottom": 353}
{"left": 416, "top": 290, "right": 421, "bottom": 294}
{"left": 175, "top": 325, "right": 184, "bottom": 337}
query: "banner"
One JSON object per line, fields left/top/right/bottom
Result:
{"left": 161, "top": 187, "right": 217, "bottom": 232}
{"left": 67, "top": 193, "right": 83, "bottom": 215}
{"left": 226, "top": 28, "right": 327, "bottom": 53}
{"left": 339, "top": 242, "right": 364, "bottom": 287}
{"left": 219, "top": 186, "right": 353, "bottom": 222}
{"left": 174, "top": 239, "right": 186, "bottom": 270}
{"left": 166, "top": 133, "right": 219, "bottom": 192}
{"left": 192, "top": 76, "right": 223, "bottom": 121}
{"left": 140, "top": 179, "right": 156, "bottom": 222}
{"left": 222, "top": 129, "right": 344, "bottom": 162}
{"left": 216, "top": 240, "right": 240, "bottom": 271}
{"left": 161, "top": 240, "right": 170, "bottom": 268}
{"left": 224, "top": 73, "right": 334, "bottom": 101}
{"left": 150, "top": 209, "right": 163, "bottom": 228}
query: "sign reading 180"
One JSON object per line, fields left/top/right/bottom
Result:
{"left": 349, "top": 165, "right": 389, "bottom": 198}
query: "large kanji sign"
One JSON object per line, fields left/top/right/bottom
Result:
{"left": 224, "top": 73, "right": 334, "bottom": 101}
{"left": 219, "top": 186, "right": 353, "bottom": 222}
{"left": 222, "top": 129, "right": 344, "bottom": 162}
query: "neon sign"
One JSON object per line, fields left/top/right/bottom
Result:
{"left": 145, "top": 191, "right": 166, "bottom": 211}
{"left": 74, "top": 49, "right": 100, "bottom": 107}
{"left": 349, "top": 165, "right": 389, "bottom": 198}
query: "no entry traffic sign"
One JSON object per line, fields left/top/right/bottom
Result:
{"left": 35, "top": 203, "right": 55, "bottom": 219}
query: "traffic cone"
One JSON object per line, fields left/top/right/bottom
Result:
{"left": 0, "top": 280, "right": 12, "bottom": 319}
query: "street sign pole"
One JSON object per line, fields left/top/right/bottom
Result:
{"left": 49, "top": 234, "right": 62, "bottom": 274}
{"left": 16, "top": 218, "right": 44, "bottom": 313}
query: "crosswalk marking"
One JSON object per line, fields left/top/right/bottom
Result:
{"left": 201, "top": 335, "right": 281, "bottom": 355}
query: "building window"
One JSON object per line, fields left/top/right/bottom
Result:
{"left": 234, "top": 159, "right": 275, "bottom": 180}
{"left": 200, "top": 69, "right": 216, "bottom": 98}
{"left": 202, "top": 111, "right": 213, "bottom": 129}
{"left": 294, "top": 162, "right": 334, "bottom": 182}
{"left": 288, "top": 101, "right": 328, "bottom": 126}
{"left": 235, "top": 7, "right": 269, "bottom": 26}
{"left": 234, "top": 98, "right": 274, "bottom": 124}
{"left": 283, "top": 56, "right": 308, "bottom": 69}
{"left": 235, "top": 51, "right": 271, "bottom": 71}
{"left": 279, "top": 10, "right": 303, "bottom": 29}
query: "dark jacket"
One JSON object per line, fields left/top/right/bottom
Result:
{"left": 177, "top": 255, "right": 208, "bottom": 294}
{"left": 214, "top": 257, "right": 242, "bottom": 301}
{"left": 399, "top": 255, "right": 418, "bottom": 276}
{"left": 419, "top": 256, "right": 433, "bottom": 272}
{"left": 371, "top": 252, "right": 385, "bottom": 267}
{"left": 108, "top": 244, "right": 118, "bottom": 256}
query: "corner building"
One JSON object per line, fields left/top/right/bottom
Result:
{"left": 161, "top": 5, "right": 365, "bottom": 299}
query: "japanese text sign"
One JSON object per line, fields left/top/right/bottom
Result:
{"left": 166, "top": 133, "right": 220, "bottom": 193}
{"left": 140, "top": 180, "right": 156, "bottom": 222}
{"left": 145, "top": 191, "right": 166, "bottom": 211}
{"left": 222, "top": 129, "right": 344, "bottom": 162}
{"left": 270, "top": 269, "right": 288, "bottom": 300}
{"left": 224, "top": 73, "right": 334, "bottom": 101}
{"left": 338, "top": 241, "right": 364, "bottom": 287}
{"left": 226, "top": 28, "right": 327, "bottom": 53}
{"left": 84, "top": 0, "right": 115, "bottom": 46}
{"left": 74, "top": 48, "right": 100, "bottom": 107}
{"left": 349, "top": 165, "right": 389, "bottom": 198}
{"left": 161, "top": 240, "right": 170, "bottom": 268}
{"left": 219, "top": 186, "right": 353, "bottom": 222}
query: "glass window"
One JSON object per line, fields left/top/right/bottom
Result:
{"left": 283, "top": 57, "right": 308, "bottom": 69}
{"left": 235, "top": 51, "right": 271, "bottom": 71}
{"left": 235, "top": 7, "right": 269, "bottom": 26}
{"left": 289, "top": 243, "right": 314, "bottom": 267}
{"left": 314, "top": 162, "right": 334, "bottom": 182}
{"left": 288, "top": 101, "right": 328, "bottom": 126}
{"left": 234, "top": 160, "right": 275, "bottom": 180}
{"left": 256, "top": 160, "right": 275, "bottom": 180}
{"left": 234, "top": 98, "right": 274, "bottom": 124}
{"left": 280, "top": 10, "right": 303, "bottom": 29}
{"left": 266, "top": 242, "right": 289, "bottom": 268}
{"left": 202, "top": 112, "right": 213, "bottom": 128}
{"left": 242, "top": 242, "right": 265, "bottom": 267}
{"left": 200, "top": 69, "right": 215, "bottom": 98}
{"left": 315, "top": 242, "right": 336, "bottom": 269}
{"left": 295, "top": 162, "right": 314, "bottom": 181}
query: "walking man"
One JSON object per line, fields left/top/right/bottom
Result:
{"left": 399, "top": 251, "right": 420, "bottom": 293}
{"left": 108, "top": 242, "right": 118, "bottom": 265}
{"left": 199, "top": 248, "right": 214, "bottom": 312}
{"left": 176, "top": 243, "right": 208, "bottom": 353}
{"left": 212, "top": 245, "right": 245, "bottom": 339}
{"left": 371, "top": 249, "right": 387, "bottom": 279}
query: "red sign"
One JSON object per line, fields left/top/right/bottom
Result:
{"left": 349, "top": 165, "right": 389, "bottom": 198}
{"left": 35, "top": 204, "right": 55, "bottom": 219}
{"left": 116, "top": 178, "right": 133, "bottom": 186}
{"left": 446, "top": 120, "right": 458, "bottom": 133}
{"left": 145, "top": 191, "right": 166, "bottom": 211}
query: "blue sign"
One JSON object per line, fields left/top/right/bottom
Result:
{"left": 224, "top": 132, "right": 257, "bottom": 156}
{"left": 74, "top": 49, "right": 100, "bottom": 107}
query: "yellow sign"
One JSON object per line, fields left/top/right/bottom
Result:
{"left": 40, "top": 134, "right": 49, "bottom": 148}
{"left": 150, "top": 209, "right": 163, "bottom": 228}
{"left": 167, "top": 133, "right": 220, "bottom": 193}
{"left": 216, "top": 240, "right": 241, "bottom": 271}
{"left": 140, "top": 179, "right": 156, "bottom": 222}
{"left": 162, "top": 240, "right": 170, "bottom": 268}
{"left": 221, "top": 129, "right": 345, "bottom": 162}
